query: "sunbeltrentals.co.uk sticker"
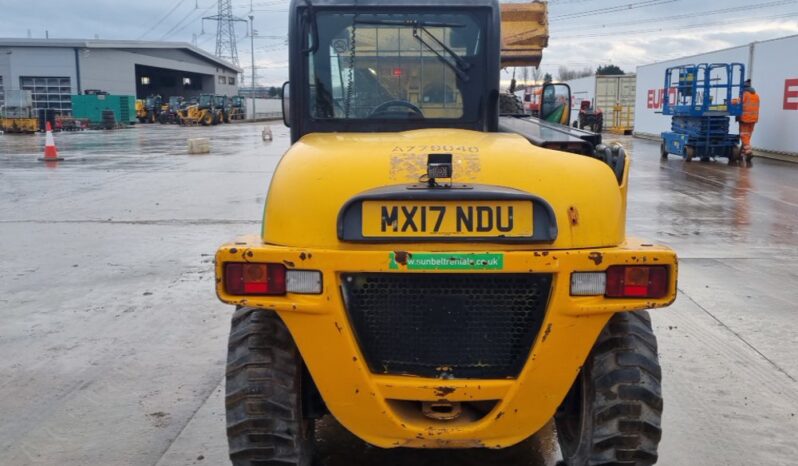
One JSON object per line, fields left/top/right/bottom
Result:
{"left": 388, "top": 252, "right": 504, "bottom": 271}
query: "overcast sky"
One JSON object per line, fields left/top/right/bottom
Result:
{"left": 1, "top": 0, "right": 797, "bottom": 87}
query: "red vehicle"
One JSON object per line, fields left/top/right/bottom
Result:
{"left": 575, "top": 99, "right": 603, "bottom": 133}
{"left": 523, "top": 85, "right": 543, "bottom": 116}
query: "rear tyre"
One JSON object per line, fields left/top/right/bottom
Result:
{"left": 226, "top": 308, "right": 314, "bottom": 466}
{"left": 555, "top": 311, "right": 662, "bottom": 466}
{"left": 660, "top": 142, "right": 668, "bottom": 160}
{"left": 499, "top": 93, "right": 525, "bottom": 116}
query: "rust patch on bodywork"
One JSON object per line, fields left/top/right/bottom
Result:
{"left": 541, "top": 323, "right": 553, "bottom": 343}
{"left": 434, "top": 386, "right": 457, "bottom": 397}
{"left": 394, "top": 251, "right": 411, "bottom": 266}
{"left": 568, "top": 206, "right": 580, "bottom": 226}
{"left": 588, "top": 252, "right": 604, "bottom": 265}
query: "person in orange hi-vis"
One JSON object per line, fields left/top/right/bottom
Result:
{"left": 738, "top": 79, "right": 760, "bottom": 167}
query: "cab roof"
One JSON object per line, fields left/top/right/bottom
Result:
{"left": 290, "top": 0, "right": 499, "bottom": 9}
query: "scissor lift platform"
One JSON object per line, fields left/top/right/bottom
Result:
{"left": 660, "top": 63, "right": 745, "bottom": 163}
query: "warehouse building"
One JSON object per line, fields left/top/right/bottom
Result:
{"left": 0, "top": 39, "right": 241, "bottom": 114}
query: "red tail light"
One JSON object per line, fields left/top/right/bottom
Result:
{"left": 606, "top": 266, "right": 669, "bottom": 299}
{"left": 224, "top": 263, "right": 286, "bottom": 296}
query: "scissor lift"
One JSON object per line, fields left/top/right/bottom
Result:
{"left": 660, "top": 63, "right": 745, "bottom": 163}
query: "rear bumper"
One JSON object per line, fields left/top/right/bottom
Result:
{"left": 215, "top": 237, "right": 677, "bottom": 449}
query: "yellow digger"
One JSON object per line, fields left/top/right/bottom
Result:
{"left": 213, "top": 1, "right": 677, "bottom": 465}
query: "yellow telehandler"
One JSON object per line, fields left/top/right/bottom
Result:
{"left": 214, "top": 1, "right": 677, "bottom": 465}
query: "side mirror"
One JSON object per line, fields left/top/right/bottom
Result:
{"left": 540, "top": 83, "right": 572, "bottom": 126}
{"left": 281, "top": 81, "right": 291, "bottom": 128}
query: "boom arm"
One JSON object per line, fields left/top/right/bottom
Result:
{"left": 500, "top": 1, "right": 549, "bottom": 68}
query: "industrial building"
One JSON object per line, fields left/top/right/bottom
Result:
{"left": 0, "top": 39, "right": 241, "bottom": 115}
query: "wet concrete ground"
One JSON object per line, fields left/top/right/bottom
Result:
{"left": 1, "top": 124, "right": 796, "bottom": 465}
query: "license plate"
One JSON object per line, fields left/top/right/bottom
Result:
{"left": 361, "top": 200, "right": 533, "bottom": 238}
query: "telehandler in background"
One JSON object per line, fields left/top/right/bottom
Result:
{"left": 178, "top": 94, "right": 222, "bottom": 126}
{"left": 227, "top": 95, "right": 247, "bottom": 122}
{"left": 135, "top": 95, "right": 162, "bottom": 124}
{"left": 214, "top": 1, "right": 677, "bottom": 465}
{"left": 214, "top": 95, "right": 229, "bottom": 123}
{"left": 158, "top": 96, "right": 185, "bottom": 124}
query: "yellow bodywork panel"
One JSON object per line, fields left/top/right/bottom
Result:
{"left": 215, "top": 238, "right": 677, "bottom": 449}
{"left": 263, "top": 129, "right": 628, "bottom": 251}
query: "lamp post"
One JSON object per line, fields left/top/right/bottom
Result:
{"left": 249, "top": 14, "right": 256, "bottom": 119}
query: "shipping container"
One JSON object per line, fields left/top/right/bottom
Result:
{"left": 634, "top": 34, "right": 798, "bottom": 158}
{"left": 564, "top": 75, "right": 636, "bottom": 131}
{"left": 71, "top": 94, "right": 136, "bottom": 125}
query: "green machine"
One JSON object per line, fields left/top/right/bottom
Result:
{"left": 71, "top": 93, "right": 136, "bottom": 126}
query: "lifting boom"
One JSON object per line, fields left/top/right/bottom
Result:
{"left": 500, "top": 1, "right": 549, "bottom": 68}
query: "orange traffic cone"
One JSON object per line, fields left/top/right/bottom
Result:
{"left": 39, "top": 122, "right": 64, "bottom": 162}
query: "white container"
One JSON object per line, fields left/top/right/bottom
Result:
{"left": 634, "top": 35, "right": 798, "bottom": 158}
{"left": 564, "top": 75, "right": 637, "bottom": 129}
{"left": 633, "top": 45, "right": 750, "bottom": 140}
{"left": 3, "top": 90, "right": 33, "bottom": 109}
{"left": 749, "top": 36, "right": 798, "bottom": 156}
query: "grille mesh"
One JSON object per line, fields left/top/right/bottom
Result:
{"left": 341, "top": 273, "right": 552, "bottom": 379}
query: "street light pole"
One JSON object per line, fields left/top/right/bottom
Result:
{"left": 249, "top": 14, "right": 256, "bottom": 119}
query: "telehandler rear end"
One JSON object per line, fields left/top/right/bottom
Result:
{"left": 214, "top": 1, "right": 677, "bottom": 465}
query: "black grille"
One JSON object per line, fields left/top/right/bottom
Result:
{"left": 341, "top": 273, "right": 552, "bottom": 379}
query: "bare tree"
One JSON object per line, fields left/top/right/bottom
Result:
{"left": 557, "top": 66, "right": 594, "bottom": 82}
{"left": 530, "top": 66, "right": 543, "bottom": 85}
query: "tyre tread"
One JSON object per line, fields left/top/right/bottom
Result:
{"left": 226, "top": 308, "right": 312, "bottom": 466}
{"left": 557, "top": 311, "right": 663, "bottom": 466}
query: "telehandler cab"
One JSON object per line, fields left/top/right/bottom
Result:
{"left": 214, "top": 1, "right": 677, "bottom": 465}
